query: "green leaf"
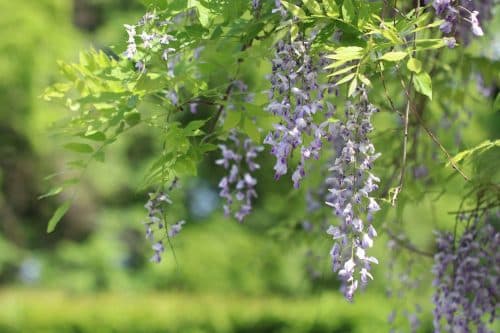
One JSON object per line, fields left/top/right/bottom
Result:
{"left": 334, "top": 47, "right": 364, "bottom": 53}
{"left": 342, "top": 0, "right": 357, "bottom": 24}
{"left": 414, "top": 38, "right": 446, "bottom": 50}
{"left": 327, "top": 47, "right": 364, "bottom": 58}
{"left": 64, "top": 143, "right": 94, "bottom": 154}
{"left": 244, "top": 120, "right": 260, "bottom": 143}
{"left": 125, "top": 111, "right": 141, "bottom": 126}
{"left": 379, "top": 51, "right": 407, "bottom": 62}
{"left": 413, "top": 72, "right": 432, "bottom": 100}
{"left": 348, "top": 76, "right": 358, "bottom": 97}
{"left": 447, "top": 139, "right": 500, "bottom": 166}
{"left": 358, "top": 73, "right": 371, "bottom": 87}
{"left": 223, "top": 111, "right": 241, "bottom": 131}
{"left": 335, "top": 73, "right": 356, "bottom": 86}
{"left": 83, "top": 130, "right": 106, "bottom": 141}
{"left": 328, "top": 53, "right": 363, "bottom": 62}
{"left": 184, "top": 119, "right": 208, "bottom": 136}
{"left": 411, "top": 19, "right": 444, "bottom": 33}
{"left": 190, "top": 1, "right": 211, "bottom": 27}
{"left": 323, "top": 0, "right": 339, "bottom": 17}
{"left": 199, "top": 143, "right": 218, "bottom": 153}
{"left": 327, "top": 65, "right": 357, "bottom": 77}
{"left": 302, "top": 0, "right": 323, "bottom": 15}
{"left": 324, "top": 59, "right": 352, "bottom": 70}
{"left": 38, "top": 187, "right": 63, "bottom": 200}
{"left": 407, "top": 58, "right": 422, "bottom": 74}
{"left": 281, "top": 1, "right": 307, "bottom": 19}
{"left": 47, "top": 201, "right": 71, "bottom": 233}
{"left": 290, "top": 24, "right": 299, "bottom": 42}
{"left": 174, "top": 155, "right": 198, "bottom": 176}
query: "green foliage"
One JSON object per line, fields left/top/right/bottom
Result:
{"left": 0, "top": 289, "right": 407, "bottom": 333}
{"left": 30, "top": 2, "right": 499, "bottom": 330}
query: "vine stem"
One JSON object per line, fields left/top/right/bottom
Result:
{"left": 410, "top": 100, "right": 469, "bottom": 181}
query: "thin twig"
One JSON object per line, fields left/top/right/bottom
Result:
{"left": 208, "top": 82, "right": 235, "bottom": 133}
{"left": 391, "top": 99, "right": 410, "bottom": 205}
{"left": 391, "top": 2, "right": 420, "bottom": 205}
{"left": 384, "top": 227, "right": 435, "bottom": 258}
{"left": 377, "top": 61, "right": 401, "bottom": 117}
{"left": 397, "top": 71, "right": 469, "bottom": 181}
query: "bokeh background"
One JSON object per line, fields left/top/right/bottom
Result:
{"left": 0, "top": 1, "right": 498, "bottom": 332}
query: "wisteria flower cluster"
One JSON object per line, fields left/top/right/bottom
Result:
{"left": 216, "top": 131, "right": 263, "bottom": 222}
{"left": 429, "top": 0, "right": 486, "bottom": 45}
{"left": 325, "top": 88, "right": 381, "bottom": 301}
{"left": 124, "top": 11, "right": 177, "bottom": 72}
{"left": 432, "top": 214, "right": 499, "bottom": 332}
{"left": 143, "top": 190, "right": 186, "bottom": 263}
{"left": 264, "top": 38, "right": 335, "bottom": 188}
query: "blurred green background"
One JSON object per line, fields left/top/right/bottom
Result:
{"left": 0, "top": 1, "right": 498, "bottom": 332}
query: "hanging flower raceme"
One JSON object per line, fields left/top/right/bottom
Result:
{"left": 142, "top": 184, "right": 186, "bottom": 263}
{"left": 325, "top": 88, "right": 381, "bottom": 301}
{"left": 432, "top": 212, "right": 499, "bottom": 333}
{"left": 216, "top": 131, "right": 263, "bottom": 222}
{"left": 123, "top": 11, "right": 177, "bottom": 71}
{"left": 264, "top": 38, "right": 335, "bottom": 188}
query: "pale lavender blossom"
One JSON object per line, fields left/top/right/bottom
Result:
{"left": 216, "top": 131, "right": 263, "bottom": 222}
{"left": 142, "top": 179, "right": 185, "bottom": 263}
{"left": 168, "top": 220, "right": 186, "bottom": 238}
{"left": 151, "top": 241, "right": 165, "bottom": 263}
{"left": 252, "top": 0, "right": 260, "bottom": 11}
{"left": 189, "top": 103, "right": 198, "bottom": 114}
{"left": 265, "top": 38, "right": 335, "bottom": 188}
{"left": 325, "top": 88, "right": 381, "bottom": 301}
{"left": 122, "top": 11, "right": 178, "bottom": 68}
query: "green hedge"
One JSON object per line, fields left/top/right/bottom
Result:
{"left": 0, "top": 289, "right": 430, "bottom": 333}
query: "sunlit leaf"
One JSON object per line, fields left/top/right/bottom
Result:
{"left": 47, "top": 201, "right": 71, "bottom": 233}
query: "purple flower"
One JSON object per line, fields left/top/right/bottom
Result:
{"left": 265, "top": 38, "right": 336, "bottom": 188}
{"left": 433, "top": 0, "right": 452, "bottom": 16}
{"left": 432, "top": 212, "right": 499, "bottom": 332}
{"left": 168, "top": 220, "right": 186, "bottom": 238}
{"left": 142, "top": 180, "right": 184, "bottom": 264}
{"left": 189, "top": 103, "right": 198, "bottom": 114}
{"left": 216, "top": 131, "right": 262, "bottom": 222}
{"left": 430, "top": 0, "right": 490, "bottom": 44}
{"left": 439, "top": 20, "right": 453, "bottom": 34}
{"left": 325, "top": 88, "right": 380, "bottom": 301}
{"left": 150, "top": 241, "right": 165, "bottom": 262}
